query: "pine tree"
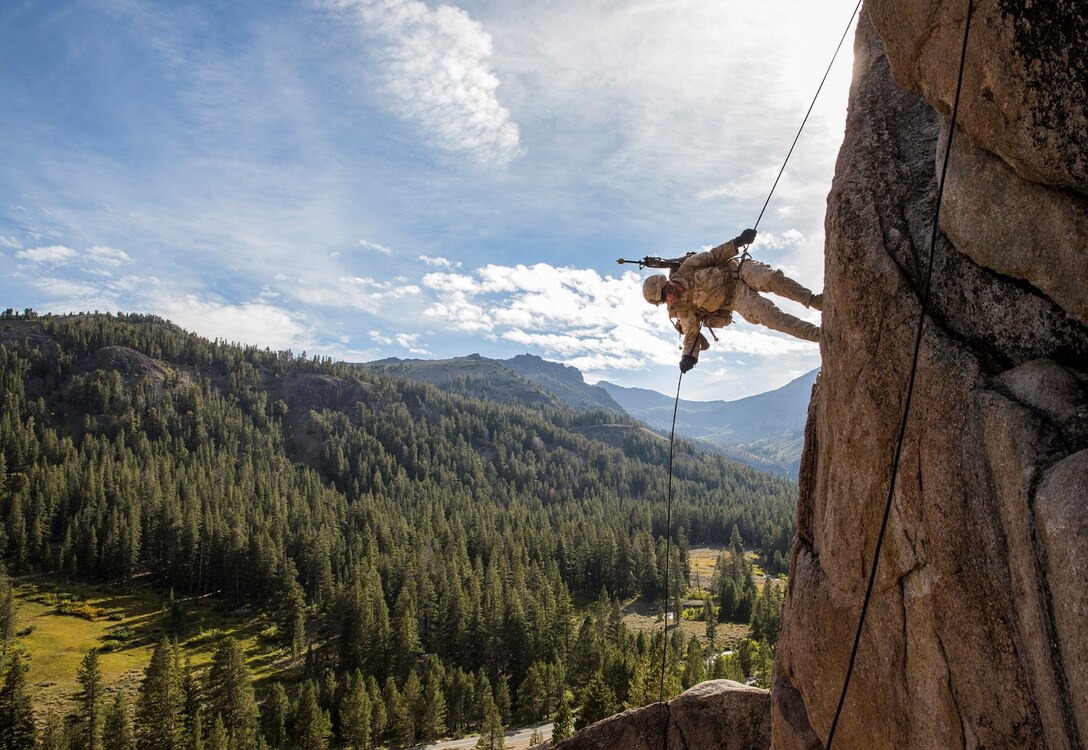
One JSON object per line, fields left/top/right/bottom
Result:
{"left": 0, "top": 653, "right": 36, "bottom": 750}
{"left": 190, "top": 708, "right": 204, "bottom": 750}
{"left": 102, "top": 691, "right": 136, "bottom": 750}
{"left": 516, "top": 664, "right": 547, "bottom": 723}
{"left": 338, "top": 670, "right": 371, "bottom": 750}
{"left": 261, "top": 683, "right": 289, "bottom": 750}
{"left": 397, "top": 669, "right": 421, "bottom": 745}
{"left": 574, "top": 671, "right": 615, "bottom": 730}
{"left": 625, "top": 653, "right": 658, "bottom": 709}
{"left": 494, "top": 674, "right": 511, "bottom": 725}
{"left": 528, "top": 727, "right": 544, "bottom": 745}
{"left": 473, "top": 692, "right": 505, "bottom": 750}
{"left": 277, "top": 559, "right": 307, "bottom": 656}
{"left": 0, "top": 567, "right": 14, "bottom": 657}
{"left": 293, "top": 681, "right": 330, "bottom": 750}
{"left": 472, "top": 672, "right": 491, "bottom": 728}
{"left": 704, "top": 597, "right": 717, "bottom": 648}
{"left": 39, "top": 710, "right": 68, "bottom": 750}
{"left": 751, "top": 578, "right": 783, "bottom": 648}
{"left": 76, "top": 648, "right": 105, "bottom": 750}
{"left": 735, "top": 639, "right": 755, "bottom": 679}
{"left": 181, "top": 661, "right": 200, "bottom": 744}
{"left": 550, "top": 695, "right": 573, "bottom": 744}
{"left": 206, "top": 715, "right": 228, "bottom": 750}
{"left": 568, "top": 618, "right": 601, "bottom": 689}
{"left": 729, "top": 525, "right": 744, "bottom": 557}
{"left": 381, "top": 676, "right": 402, "bottom": 745}
{"left": 419, "top": 660, "right": 447, "bottom": 742}
{"left": 366, "top": 676, "right": 386, "bottom": 744}
{"left": 206, "top": 637, "right": 259, "bottom": 750}
{"left": 136, "top": 637, "right": 185, "bottom": 750}
{"left": 681, "top": 637, "right": 705, "bottom": 690}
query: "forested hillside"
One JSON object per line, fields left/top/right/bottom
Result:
{"left": 0, "top": 310, "right": 795, "bottom": 748}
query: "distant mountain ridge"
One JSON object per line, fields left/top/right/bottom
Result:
{"left": 366, "top": 353, "right": 815, "bottom": 476}
{"left": 366, "top": 353, "right": 626, "bottom": 414}
{"left": 598, "top": 369, "right": 819, "bottom": 476}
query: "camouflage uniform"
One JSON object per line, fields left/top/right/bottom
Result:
{"left": 662, "top": 239, "right": 822, "bottom": 362}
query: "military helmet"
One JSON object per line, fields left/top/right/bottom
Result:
{"left": 642, "top": 274, "right": 669, "bottom": 305}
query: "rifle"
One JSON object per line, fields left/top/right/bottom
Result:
{"left": 615, "top": 252, "right": 695, "bottom": 274}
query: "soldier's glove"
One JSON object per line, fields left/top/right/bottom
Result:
{"left": 734, "top": 228, "right": 757, "bottom": 246}
{"left": 679, "top": 355, "right": 698, "bottom": 373}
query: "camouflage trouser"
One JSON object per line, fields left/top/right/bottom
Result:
{"left": 731, "top": 259, "right": 822, "bottom": 342}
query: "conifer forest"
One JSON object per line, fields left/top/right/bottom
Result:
{"left": 0, "top": 311, "right": 793, "bottom": 749}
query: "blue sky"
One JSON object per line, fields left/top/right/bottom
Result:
{"left": 1, "top": 0, "right": 857, "bottom": 400}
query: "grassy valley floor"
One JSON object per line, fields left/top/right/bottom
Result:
{"left": 12, "top": 576, "right": 292, "bottom": 718}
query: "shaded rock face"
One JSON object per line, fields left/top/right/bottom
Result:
{"left": 551, "top": 681, "right": 770, "bottom": 750}
{"left": 773, "top": 4, "right": 1088, "bottom": 750}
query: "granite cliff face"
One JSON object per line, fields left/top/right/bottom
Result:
{"left": 773, "top": 3, "right": 1088, "bottom": 749}
{"left": 553, "top": 2, "right": 1086, "bottom": 748}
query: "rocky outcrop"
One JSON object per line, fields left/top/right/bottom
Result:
{"left": 74, "top": 345, "right": 173, "bottom": 382}
{"left": 773, "top": 3, "right": 1088, "bottom": 750}
{"left": 551, "top": 681, "right": 770, "bottom": 750}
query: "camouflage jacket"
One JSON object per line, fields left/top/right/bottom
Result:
{"left": 666, "top": 239, "right": 741, "bottom": 357}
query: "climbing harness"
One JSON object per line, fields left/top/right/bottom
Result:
{"left": 654, "top": 3, "right": 864, "bottom": 745}
{"left": 825, "top": 2, "right": 974, "bottom": 747}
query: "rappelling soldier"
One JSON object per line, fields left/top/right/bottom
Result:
{"left": 642, "top": 228, "right": 823, "bottom": 372}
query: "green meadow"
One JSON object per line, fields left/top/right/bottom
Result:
{"left": 12, "top": 577, "right": 295, "bottom": 717}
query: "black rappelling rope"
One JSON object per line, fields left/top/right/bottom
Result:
{"left": 825, "top": 2, "right": 974, "bottom": 747}
{"left": 652, "top": 2, "right": 867, "bottom": 743}
{"left": 658, "top": 370, "right": 684, "bottom": 748}
{"left": 752, "top": 0, "right": 863, "bottom": 234}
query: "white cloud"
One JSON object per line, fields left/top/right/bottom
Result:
{"left": 28, "top": 276, "right": 121, "bottom": 313}
{"left": 87, "top": 245, "right": 134, "bottom": 267}
{"left": 152, "top": 296, "right": 312, "bottom": 351}
{"left": 421, "top": 263, "right": 677, "bottom": 368}
{"left": 416, "top": 260, "right": 821, "bottom": 373}
{"left": 359, "top": 239, "right": 394, "bottom": 254}
{"left": 368, "top": 330, "right": 430, "bottom": 354}
{"left": 34, "top": 277, "right": 104, "bottom": 299}
{"left": 751, "top": 230, "right": 806, "bottom": 250}
{"left": 336, "top": 0, "right": 523, "bottom": 167}
{"left": 15, "top": 243, "right": 134, "bottom": 269}
{"left": 16, "top": 245, "right": 77, "bottom": 264}
{"left": 293, "top": 275, "right": 421, "bottom": 312}
{"left": 0, "top": 236, "right": 21, "bottom": 249}
{"left": 418, "top": 254, "right": 460, "bottom": 268}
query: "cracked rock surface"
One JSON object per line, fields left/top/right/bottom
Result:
{"left": 545, "top": 681, "right": 770, "bottom": 750}
{"left": 772, "top": 4, "right": 1088, "bottom": 750}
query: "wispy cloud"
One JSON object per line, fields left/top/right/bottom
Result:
{"left": 87, "top": 245, "right": 134, "bottom": 267}
{"left": 359, "top": 239, "right": 395, "bottom": 255}
{"left": 334, "top": 0, "right": 523, "bottom": 167}
{"left": 418, "top": 254, "right": 460, "bottom": 268}
{"left": 32, "top": 277, "right": 116, "bottom": 309}
{"left": 16, "top": 245, "right": 78, "bottom": 264}
{"left": 152, "top": 295, "right": 313, "bottom": 351}
{"left": 751, "top": 230, "right": 806, "bottom": 250}
{"left": 292, "top": 275, "right": 421, "bottom": 312}
{"left": 368, "top": 329, "right": 430, "bottom": 355}
{"left": 0, "top": 236, "right": 21, "bottom": 249}
{"left": 15, "top": 243, "right": 136, "bottom": 271}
